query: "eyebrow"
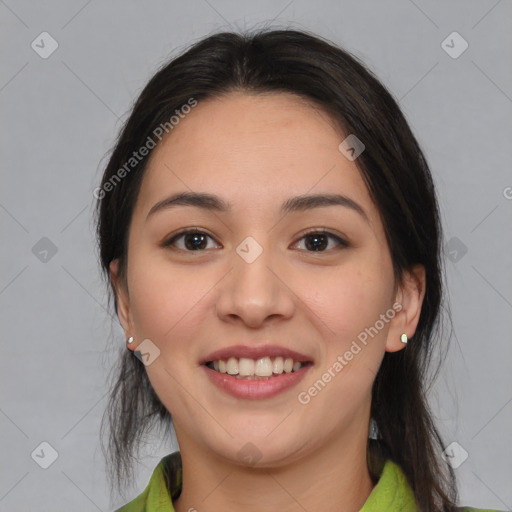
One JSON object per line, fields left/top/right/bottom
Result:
{"left": 146, "top": 191, "right": 369, "bottom": 223}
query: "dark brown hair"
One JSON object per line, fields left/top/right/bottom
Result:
{"left": 95, "top": 28, "right": 457, "bottom": 511}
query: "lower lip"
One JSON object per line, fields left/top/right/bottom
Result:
{"left": 202, "top": 365, "right": 312, "bottom": 400}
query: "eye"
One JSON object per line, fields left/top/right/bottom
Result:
{"left": 163, "top": 229, "right": 221, "bottom": 251}
{"left": 292, "top": 229, "right": 348, "bottom": 252}
{"left": 163, "top": 228, "right": 348, "bottom": 253}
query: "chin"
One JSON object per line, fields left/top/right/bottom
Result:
{"left": 209, "top": 433, "right": 311, "bottom": 470}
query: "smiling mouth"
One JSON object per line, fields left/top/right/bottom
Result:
{"left": 204, "top": 356, "right": 313, "bottom": 380}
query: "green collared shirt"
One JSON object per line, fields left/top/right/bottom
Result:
{"left": 115, "top": 452, "right": 503, "bottom": 512}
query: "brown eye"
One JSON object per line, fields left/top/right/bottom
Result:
{"left": 164, "top": 230, "right": 220, "bottom": 251}
{"left": 293, "top": 230, "right": 348, "bottom": 252}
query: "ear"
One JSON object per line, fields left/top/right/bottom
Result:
{"left": 109, "top": 258, "right": 134, "bottom": 340}
{"left": 385, "top": 264, "right": 426, "bottom": 353}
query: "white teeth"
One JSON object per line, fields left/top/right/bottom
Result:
{"left": 255, "top": 357, "right": 273, "bottom": 376}
{"left": 209, "top": 356, "right": 306, "bottom": 377}
{"left": 238, "top": 357, "right": 255, "bottom": 376}
{"left": 273, "top": 356, "right": 284, "bottom": 374}
{"left": 226, "top": 357, "right": 239, "bottom": 375}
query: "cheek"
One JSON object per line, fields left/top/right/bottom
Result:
{"left": 127, "top": 253, "right": 210, "bottom": 355}
{"left": 126, "top": 257, "right": 213, "bottom": 417}
{"left": 298, "top": 257, "right": 394, "bottom": 344}
{"left": 295, "top": 262, "right": 394, "bottom": 422}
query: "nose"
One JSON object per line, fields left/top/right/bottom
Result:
{"left": 215, "top": 245, "right": 296, "bottom": 329}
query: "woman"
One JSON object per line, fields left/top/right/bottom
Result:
{"left": 95, "top": 29, "right": 503, "bottom": 512}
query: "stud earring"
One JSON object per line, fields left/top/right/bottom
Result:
{"left": 127, "top": 336, "right": 134, "bottom": 344}
{"left": 400, "top": 333, "right": 408, "bottom": 344}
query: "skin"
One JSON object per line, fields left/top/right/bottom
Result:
{"left": 110, "top": 92, "right": 425, "bottom": 512}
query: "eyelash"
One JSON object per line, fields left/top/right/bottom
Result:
{"left": 162, "top": 228, "right": 349, "bottom": 253}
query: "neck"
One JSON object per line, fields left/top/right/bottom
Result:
{"left": 173, "top": 429, "right": 375, "bottom": 512}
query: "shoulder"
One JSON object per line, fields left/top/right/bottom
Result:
{"left": 364, "top": 458, "right": 507, "bottom": 512}
{"left": 114, "top": 452, "right": 181, "bottom": 512}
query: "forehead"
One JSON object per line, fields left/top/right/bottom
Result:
{"left": 135, "top": 92, "right": 376, "bottom": 223}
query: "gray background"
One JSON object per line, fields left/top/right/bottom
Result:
{"left": 1, "top": 1, "right": 511, "bottom": 511}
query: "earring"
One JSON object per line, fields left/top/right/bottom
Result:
{"left": 127, "top": 336, "right": 134, "bottom": 344}
{"left": 400, "top": 333, "right": 408, "bottom": 344}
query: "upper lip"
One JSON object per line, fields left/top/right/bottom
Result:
{"left": 200, "top": 344, "right": 314, "bottom": 364}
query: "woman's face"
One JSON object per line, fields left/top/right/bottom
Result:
{"left": 111, "top": 92, "right": 423, "bottom": 466}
